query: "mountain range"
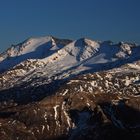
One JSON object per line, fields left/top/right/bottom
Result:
{"left": 0, "top": 36, "right": 140, "bottom": 140}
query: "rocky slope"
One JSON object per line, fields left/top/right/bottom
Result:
{"left": 0, "top": 36, "right": 140, "bottom": 139}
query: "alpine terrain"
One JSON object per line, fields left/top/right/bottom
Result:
{"left": 0, "top": 36, "right": 140, "bottom": 140}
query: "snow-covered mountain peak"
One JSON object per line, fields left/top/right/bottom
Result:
{"left": 0, "top": 36, "right": 71, "bottom": 59}
{"left": 11, "top": 36, "right": 59, "bottom": 55}
{"left": 0, "top": 36, "right": 73, "bottom": 72}
{"left": 73, "top": 38, "right": 99, "bottom": 47}
{"left": 0, "top": 36, "right": 140, "bottom": 79}
{"left": 58, "top": 38, "right": 100, "bottom": 61}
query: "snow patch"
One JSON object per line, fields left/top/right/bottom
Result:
{"left": 91, "top": 81, "right": 98, "bottom": 87}
{"left": 62, "top": 89, "right": 69, "bottom": 96}
{"left": 53, "top": 105, "right": 60, "bottom": 126}
{"left": 62, "top": 101, "right": 71, "bottom": 127}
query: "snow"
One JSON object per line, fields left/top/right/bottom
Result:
{"left": 44, "top": 112, "right": 47, "bottom": 122}
{"left": 116, "top": 51, "right": 126, "bottom": 58}
{"left": 41, "top": 125, "right": 45, "bottom": 133}
{"left": 91, "top": 81, "right": 98, "bottom": 87}
{"left": 33, "top": 109, "right": 37, "bottom": 115}
{"left": 86, "top": 103, "right": 90, "bottom": 106}
{"left": 88, "top": 86, "right": 93, "bottom": 93}
{"left": 62, "top": 89, "right": 69, "bottom": 96}
{"left": 79, "top": 85, "right": 84, "bottom": 92}
{"left": 36, "top": 129, "right": 40, "bottom": 133}
{"left": 67, "top": 80, "right": 81, "bottom": 84}
{"left": 0, "top": 36, "right": 62, "bottom": 72}
{"left": 105, "top": 80, "right": 109, "bottom": 88}
{"left": 125, "top": 79, "right": 131, "bottom": 86}
{"left": 47, "top": 125, "right": 50, "bottom": 130}
{"left": 62, "top": 101, "right": 71, "bottom": 127}
{"left": 128, "top": 64, "right": 140, "bottom": 70}
{"left": 54, "top": 105, "right": 59, "bottom": 120}
{"left": 0, "top": 36, "right": 140, "bottom": 91}
{"left": 53, "top": 105, "right": 60, "bottom": 126}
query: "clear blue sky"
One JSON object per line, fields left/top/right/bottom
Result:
{"left": 0, "top": 0, "right": 140, "bottom": 52}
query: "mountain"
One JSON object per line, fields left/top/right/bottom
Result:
{"left": 0, "top": 36, "right": 140, "bottom": 140}
{"left": 0, "top": 36, "right": 72, "bottom": 73}
{"left": 0, "top": 37, "right": 139, "bottom": 91}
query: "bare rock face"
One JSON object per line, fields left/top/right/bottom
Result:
{"left": 0, "top": 37, "right": 140, "bottom": 139}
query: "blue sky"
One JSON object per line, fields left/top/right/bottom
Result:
{"left": 0, "top": 0, "right": 140, "bottom": 52}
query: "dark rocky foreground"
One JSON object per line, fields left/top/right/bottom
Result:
{"left": 0, "top": 66, "right": 140, "bottom": 140}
